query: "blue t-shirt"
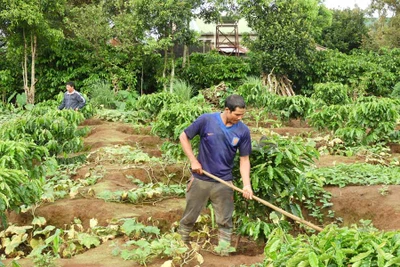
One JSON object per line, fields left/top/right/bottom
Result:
{"left": 184, "top": 112, "right": 251, "bottom": 182}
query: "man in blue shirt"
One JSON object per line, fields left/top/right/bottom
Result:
{"left": 178, "top": 94, "right": 253, "bottom": 254}
{"left": 58, "top": 82, "right": 86, "bottom": 111}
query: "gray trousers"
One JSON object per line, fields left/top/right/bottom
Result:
{"left": 179, "top": 177, "right": 234, "bottom": 244}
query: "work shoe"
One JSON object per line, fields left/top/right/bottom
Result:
{"left": 178, "top": 226, "right": 191, "bottom": 245}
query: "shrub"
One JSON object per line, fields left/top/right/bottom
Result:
{"left": 86, "top": 80, "right": 116, "bottom": 109}
{"left": 171, "top": 79, "right": 194, "bottom": 102}
{"left": 233, "top": 135, "right": 323, "bottom": 239}
{"left": 390, "top": 82, "right": 400, "bottom": 98}
{"left": 336, "top": 97, "right": 399, "bottom": 145}
{"left": 236, "top": 76, "right": 277, "bottom": 108}
{"left": 308, "top": 104, "right": 352, "bottom": 131}
{"left": 0, "top": 108, "right": 87, "bottom": 155}
{"left": 271, "top": 95, "right": 314, "bottom": 121}
{"left": 176, "top": 51, "right": 254, "bottom": 91}
{"left": 132, "top": 92, "right": 180, "bottom": 121}
{"left": 312, "top": 82, "right": 350, "bottom": 105}
{"left": 151, "top": 95, "right": 212, "bottom": 140}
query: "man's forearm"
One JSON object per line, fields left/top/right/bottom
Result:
{"left": 239, "top": 156, "right": 251, "bottom": 186}
{"left": 179, "top": 132, "right": 197, "bottom": 163}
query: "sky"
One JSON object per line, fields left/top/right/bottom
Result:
{"left": 323, "top": 0, "right": 372, "bottom": 10}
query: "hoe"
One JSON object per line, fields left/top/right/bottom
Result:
{"left": 203, "top": 170, "right": 323, "bottom": 232}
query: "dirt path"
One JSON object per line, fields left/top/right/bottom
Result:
{"left": 5, "top": 119, "right": 265, "bottom": 267}
{"left": 5, "top": 118, "right": 400, "bottom": 266}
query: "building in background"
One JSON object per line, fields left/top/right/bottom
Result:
{"left": 189, "top": 18, "right": 256, "bottom": 56}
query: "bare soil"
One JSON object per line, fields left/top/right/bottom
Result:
{"left": 4, "top": 118, "right": 400, "bottom": 266}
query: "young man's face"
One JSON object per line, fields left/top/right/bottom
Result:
{"left": 226, "top": 107, "right": 246, "bottom": 125}
{"left": 66, "top": 85, "right": 74, "bottom": 93}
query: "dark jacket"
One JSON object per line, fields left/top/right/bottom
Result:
{"left": 58, "top": 91, "right": 86, "bottom": 110}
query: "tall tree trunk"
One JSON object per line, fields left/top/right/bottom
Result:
{"left": 22, "top": 29, "right": 37, "bottom": 105}
{"left": 162, "top": 48, "right": 168, "bottom": 91}
{"left": 141, "top": 63, "right": 144, "bottom": 95}
{"left": 22, "top": 29, "right": 28, "bottom": 102}
{"left": 182, "top": 44, "right": 188, "bottom": 68}
{"left": 169, "top": 47, "right": 175, "bottom": 93}
{"left": 29, "top": 33, "right": 37, "bottom": 104}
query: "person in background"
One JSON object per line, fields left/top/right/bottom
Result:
{"left": 178, "top": 94, "right": 253, "bottom": 255}
{"left": 58, "top": 81, "right": 86, "bottom": 111}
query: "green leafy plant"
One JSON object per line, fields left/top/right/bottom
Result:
{"left": 96, "top": 180, "right": 185, "bottom": 204}
{"left": 112, "top": 218, "right": 201, "bottom": 266}
{"left": 151, "top": 95, "right": 212, "bottom": 140}
{"left": 270, "top": 95, "right": 314, "bottom": 122}
{"left": 0, "top": 107, "right": 88, "bottom": 156}
{"left": 263, "top": 222, "right": 400, "bottom": 266}
{"left": 86, "top": 80, "right": 117, "bottom": 109}
{"left": 310, "top": 163, "right": 400, "bottom": 188}
{"left": 233, "top": 135, "right": 324, "bottom": 239}
{"left": 213, "top": 240, "right": 236, "bottom": 256}
{"left": 390, "top": 82, "right": 400, "bottom": 98}
{"left": 236, "top": 76, "right": 277, "bottom": 108}
{"left": 32, "top": 252, "right": 57, "bottom": 267}
{"left": 246, "top": 108, "right": 278, "bottom": 129}
{"left": 132, "top": 92, "right": 180, "bottom": 121}
{"left": 0, "top": 140, "right": 50, "bottom": 180}
{"left": 336, "top": 97, "right": 398, "bottom": 146}
{"left": 307, "top": 104, "right": 351, "bottom": 132}
{"left": 0, "top": 217, "right": 117, "bottom": 260}
{"left": 172, "top": 79, "right": 194, "bottom": 102}
{"left": 0, "top": 140, "right": 57, "bottom": 227}
{"left": 311, "top": 82, "right": 350, "bottom": 105}
{"left": 96, "top": 109, "right": 148, "bottom": 123}
{"left": 308, "top": 49, "right": 400, "bottom": 97}
{"left": 42, "top": 163, "right": 105, "bottom": 202}
{"left": 379, "top": 185, "right": 390, "bottom": 196}
{"left": 175, "top": 51, "right": 254, "bottom": 91}
{"left": 0, "top": 169, "right": 44, "bottom": 227}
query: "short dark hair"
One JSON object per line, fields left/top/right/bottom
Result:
{"left": 66, "top": 81, "right": 75, "bottom": 88}
{"left": 225, "top": 94, "right": 246, "bottom": 111}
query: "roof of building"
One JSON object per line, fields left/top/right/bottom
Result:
{"left": 190, "top": 18, "right": 255, "bottom": 35}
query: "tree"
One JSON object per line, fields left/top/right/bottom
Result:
{"left": 319, "top": 8, "right": 368, "bottom": 54}
{"left": 239, "top": 0, "right": 327, "bottom": 95}
{"left": 0, "top": 0, "right": 65, "bottom": 104}
{"left": 136, "top": 0, "right": 200, "bottom": 92}
{"left": 364, "top": 0, "right": 400, "bottom": 50}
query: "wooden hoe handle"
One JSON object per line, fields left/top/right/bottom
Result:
{"left": 202, "top": 170, "right": 323, "bottom": 232}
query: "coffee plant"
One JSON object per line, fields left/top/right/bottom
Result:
{"left": 0, "top": 140, "right": 50, "bottom": 180}
{"left": 270, "top": 95, "right": 314, "bottom": 122}
{"left": 151, "top": 95, "right": 213, "bottom": 140}
{"left": 132, "top": 91, "right": 180, "bottom": 121}
{"left": 307, "top": 104, "right": 351, "bottom": 132}
{"left": 175, "top": 51, "right": 254, "bottom": 91}
{"left": 336, "top": 97, "right": 398, "bottom": 145}
{"left": 311, "top": 82, "right": 350, "bottom": 105}
{"left": 233, "top": 135, "right": 325, "bottom": 239}
{"left": 310, "top": 163, "right": 400, "bottom": 187}
{"left": 0, "top": 169, "right": 42, "bottom": 227}
{"left": 0, "top": 108, "right": 88, "bottom": 156}
{"left": 264, "top": 222, "right": 400, "bottom": 266}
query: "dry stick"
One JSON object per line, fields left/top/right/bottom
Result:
{"left": 202, "top": 170, "right": 323, "bottom": 232}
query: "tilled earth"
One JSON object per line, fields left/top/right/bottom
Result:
{"left": 5, "top": 118, "right": 400, "bottom": 266}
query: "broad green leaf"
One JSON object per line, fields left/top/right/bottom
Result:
{"left": 350, "top": 250, "right": 372, "bottom": 262}
{"left": 32, "top": 216, "right": 46, "bottom": 227}
{"left": 309, "top": 252, "right": 319, "bottom": 267}
{"left": 77, "top": 233, "right": 100, "bottom": 249}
